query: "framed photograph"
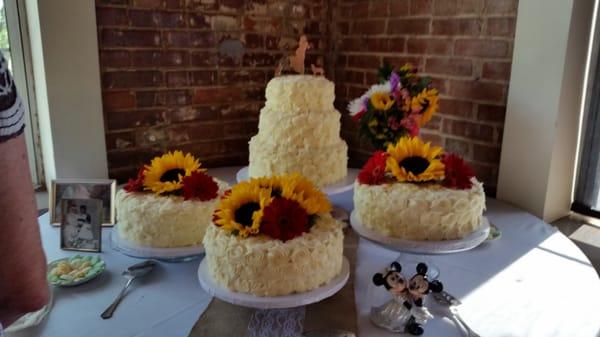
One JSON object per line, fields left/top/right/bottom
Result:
{"left": 60, "top": 198, "right": 102, "bottom": 252}
{"left": 50, "top": 179, "right": 116, "bottom": 227}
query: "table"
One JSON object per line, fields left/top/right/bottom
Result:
{"left": 11, "top": 167, "right": 600, "bottom": 337}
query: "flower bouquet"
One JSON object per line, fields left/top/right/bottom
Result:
{"left": 348, "top": 63, "right": 439, "bottom": 149}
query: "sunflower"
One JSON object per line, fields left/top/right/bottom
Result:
{"left": 386, "top": 137, "right": 445, "bottom": 182}
{"left": 278, "top": 174, "right": 331, "bottom": 214}
{"left": 370, "top": 92, "right": 395, "bottom": 111}
{"left": 411, "top": 88, "right": 439, "bottom": 126}
{"left": 143, "top": 151, "right": 204, "bottom": 194}
{"left": 213, "top": 181, "right": 272, "bottom": 237}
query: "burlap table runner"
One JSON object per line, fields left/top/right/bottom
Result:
{"left": 189, "top": 229, "right": 358, "bottom": 337}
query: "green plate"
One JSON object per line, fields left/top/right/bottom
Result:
{"left": 47, "top": 255, "right": 105, "bottom": 287}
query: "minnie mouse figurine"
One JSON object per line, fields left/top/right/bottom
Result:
{"left": 371, "top": 262, "right": 443, "bottom": 335}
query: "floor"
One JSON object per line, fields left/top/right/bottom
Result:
{"left": 36, "top": 190, "right": 600, "bottom": 274}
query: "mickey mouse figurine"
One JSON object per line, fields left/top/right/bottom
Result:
{"left": 372, "top": 262, "right": 443, "bottom": 335}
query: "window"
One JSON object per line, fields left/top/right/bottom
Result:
{"left": 0, "top": 0, "right": 42, "bottom": 187}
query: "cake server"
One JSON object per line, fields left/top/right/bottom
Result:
{"left": 101, "top": 260, "right": 156, "bottom": 319}
{"left": 432, "top": 291, "right": 480, "bottom": 337}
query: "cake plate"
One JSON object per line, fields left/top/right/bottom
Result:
{"left": 235, "top": 166, "right": 359, "bottom": 196}
{"left": 349, "top": 211, "right": 491, "bottom": 254}
{"left": 110, "top": 229, "right": 204, "bottom": 262}
{"left": 197, "top": 257, "right": 350, "bottom": 309}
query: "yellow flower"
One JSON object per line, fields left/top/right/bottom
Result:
{"left": 370, "top": 92, "right": 395, "bottom": 111}
{"left": 386, "top": 137, "right": 445, "bottom": 182}
{"left": 411, "top": 88, "right": 439, "bottom": 126}
{"left": 278, "top": 174, "right": 331, "bottom": 214}
{"left": 143, "top": 151, "right": 203, "bottom": 194}
{"left": 213, "top": 181, "right": 272, "bottom": 237}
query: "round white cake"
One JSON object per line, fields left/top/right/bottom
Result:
{"left": 203, "top": 214, "right": 344, "bottom": 296}
{"left": 248, "top": 75, "right": 348, "bottom": 186}
{"left": 116, "top": 179, "right": 228, "bottom": 248}
{"left": 354, "top": 179, "right": 486, "bottom": 240}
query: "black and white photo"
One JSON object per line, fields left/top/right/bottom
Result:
{"left": 60, "top": 199, "right": 102, "bottom": 252}
{"left": 50, "top": 179, "right": 116, "bottom": 226}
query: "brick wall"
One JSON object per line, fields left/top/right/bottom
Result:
{"left": 96, "top": 0, "right": 517, "bottom": 194}
{"left": 333, "top": 0, "right": 518, "bottom": 195}
{"left": 96, "top": 0, "right": 330, "bottom": 182}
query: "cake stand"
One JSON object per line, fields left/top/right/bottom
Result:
{"left": 110, "top": 229, "right": 204, "bottom": 262}
{"left": 235, "top": 167, "right": 358, "bottom": 196}
{"left": 349, "top": 210, "right": 491, "bottom": 254}
{"left": 197, "top": 257, "right": 350, "bottom": 309}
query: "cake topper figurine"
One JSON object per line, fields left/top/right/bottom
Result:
{"left": 371, "top": 262, "right": 443, "bottom": 335}
{"left": 275, "top": 35, "right": 325, "bottom": 77}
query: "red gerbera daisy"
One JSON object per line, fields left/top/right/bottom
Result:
{"left": 442, "top": 154, "right": 475, "bottom": 189}
{"left": 261, "top": 198, "right": 309, "bottom": 242}
{"left": 182, "top": 171, "right": 219, "bottom": 201}
{"left": 358, "top": 151, "right": 389, "bottom": 185}
{"left": 124, "top": 167, "right": 146, "bottom": 193}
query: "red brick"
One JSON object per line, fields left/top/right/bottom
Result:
{"left": 166, "top": 71, "right": 188, "bottom": 87}
{"left": 428, "top": 76, "right": 448, "bottom": 94}
{"left": 131, "top": 50, "right": 188, "bottom": 67}
{"left": 483, "top": 0, "right": 517, "bottom": 14}
{"left": 473, "top": 144, "right": 501, "bottom": 163}
{"left": 348, "top": 55, "right": 381, "bottom": 69}
{"left": 485, "top": 17, "right": 516, "bottom": 37}
{"left": 190, "top": 51, "right": 218, "bottom": 67}
{"left": 188, "top": 12, "right": 211, "bottom": 28}
{"left": 96, "top": 7, "right": 128, "bottom": 26}
{"left": 389, "top": 0, "right": 410, "bottom": 16}
{"left": 353, "top": 20, "right": 386, "bottom": 35}
{"left": 132, "top": 0, "right": 163, "bottom": 8}
{"left": 454, "top": 39, "right": 510, "bottom": 58}
{"left": 443, "top": 119, "right": 494, "bottom": 142}
{"left": 477, "top": 104, "right": 506, "bottom": 122}
{"left": 165, "top": 0, "right": 181, "bottom": 8}
{"left": 407, "top": 38, "right": 452, "bottom": 55}
{"left": 193, "top": 87, "right": 243, "bottom": 104}
{"left": 101, "top": 29, "right": 161, "bottom": 47}
{"left": 369, "top": 0, "right": 389, "bottom": 17}
{"left": 245, "top": 33, "right": 264, "bottom": 49}
{"left": 425, "top": 57, "right": 472, "bottom": 76}
{"left": 420, "top": 131, "right": 443, "bottom": 147}
{"left": 449, "top": 80, "right": 506, "bottom": 102}
{"left": 103, "top": 71, "right": 163, "bottom": 88}
{"left": 439, "top": 98, "right": 473, "bottom": 118}
{"left": 482, "top": 61, "right": 512, "bottom": 80}
{"left": 100, "top": 50, "right": 130, "bottom": 67}
{"left": 106, "top": 108, "right": 165, "bottom": 129}
{"left": 388, "top": 18, "right": 431, "bottom": 35}
{"left": 433, "top": 0, "right": 482, "bottom": 15}
{"left": 105, "top": 131, "right": 135, "bottom": 150}
{"left": 103, "top": 91, "right": 136, "bottom": 110}
{"left": 469, "top": 162, "right": 497, "bottom": 185}
{"left": 190, "top": 70, "right": 217, "bottom": 85}
{"left": 218, "top": 70, "right": 265, "bottom": 85}
{"left": 432, "top": 18, "right": 481, "bottom": 36}
{"left": 410, "top": 0, "right": 432, "bottom": 15}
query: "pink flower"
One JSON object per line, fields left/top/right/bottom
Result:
{"left": 400, "top": 115, "right": 420, "bottom": 137}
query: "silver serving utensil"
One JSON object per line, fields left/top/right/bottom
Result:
{"left": 432, "top": 291, "right": 480, "bottom": 337}
{"left": 303, "top": 329, "right": 356, "bottom": 337}
{"left": 101, "top": 260, "right": 156, "bottom": 319}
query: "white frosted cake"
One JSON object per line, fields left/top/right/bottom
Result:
{"left": 115, "top": 151, "right": 228, "bottom": 248}
{"left": 116, "top": 179, "right": 228, "bottom": 247}
{"left": 354, "top": 180, "right": 485, "bottom": 240}
{"left": 248, "top": 75, "right": 348, "bottom": 186}
{"left": 353, "top": 137, "right": 486, "bottom": 241}
{"left": 204, "top": 174, "right": 344, "bottom": 296}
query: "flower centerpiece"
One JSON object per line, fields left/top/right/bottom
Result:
{"left": 348, "top": 63, "right": 439, "bottom": 149}
{"left": 123, "top": 150, "right": 219, "bottom": 201}
{"left": 212, "top": 173, "right": 331, "bottom": 241}
{"left": 357, "top": 136, "right": 475, "bottom": 190}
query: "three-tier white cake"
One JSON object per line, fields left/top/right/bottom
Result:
{"left": 248, "top": 75, "right": 348, "bottom": 187}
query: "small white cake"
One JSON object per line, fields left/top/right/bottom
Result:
{"left": 116, "top": 178, "right": 228, "bottom": 248}
{"left": 203, "top": 214, "right": 343, "bottom": 296}
{"left": 354, "top": 180, "right": 485, "bottom": 241}
{"left": 248, "top": 75, "right": 348, "bottom": 186}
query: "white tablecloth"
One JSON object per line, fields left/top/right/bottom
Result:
{"left": 12, "top": 167, "right": 600, "bottom": 337}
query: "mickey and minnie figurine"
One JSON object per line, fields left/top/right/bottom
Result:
{"left": 372, "top": 262, "right": 443, "bottom": 335}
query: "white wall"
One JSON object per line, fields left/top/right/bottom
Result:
{"left": 497, "top": 0, "right": 594, "bottom": 222}
{"left": 25, "top": 0, "right": 108, "bottom": 188}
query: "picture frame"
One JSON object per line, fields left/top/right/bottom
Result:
{"left": 60, "top": 198, "right": 102, "bottom": 252}
{"left": 50, "top": 179, "right": 116, "bottom": 227}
